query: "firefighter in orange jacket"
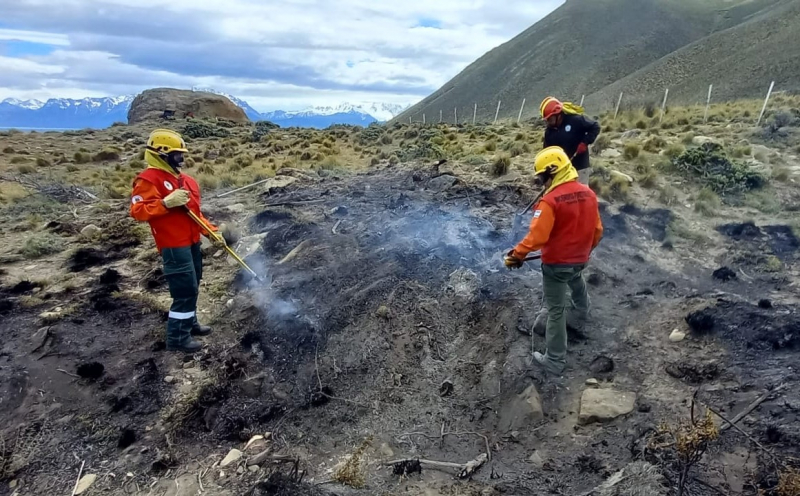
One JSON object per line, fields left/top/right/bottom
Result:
{"left": 130, "top": 129, "right": 226, "bottom": 353}
{"left": 505, "top": 147, "right": 604, "bottom": 374}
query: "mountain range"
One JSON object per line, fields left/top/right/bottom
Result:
{"left": 395, "top": 0, "right": 800, "bottom": 123}
{"left": 0, "top": 90, "right": 409, "bottom": 130}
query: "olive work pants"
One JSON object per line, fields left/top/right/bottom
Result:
{"left": 161, "top": 243, "right": 203, "bottom": 347}
{"left": 540, "top": 263, "right": 590, "bottom": 374}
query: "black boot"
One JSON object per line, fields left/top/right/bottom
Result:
{"left": 191, "top": 324, "right": 212, "bottom": 336}
{"left": 166, "top": 338, "right": 203, "bottom": 353}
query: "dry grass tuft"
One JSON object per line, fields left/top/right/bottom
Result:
{"left": 333, "top": 437, "right": 373, "bottom": 488}
{"left": 623, "top": 143, "right": 640, "bottom": 160}
{"left": 491, "top": 154, "right": 511, "bottom": 176}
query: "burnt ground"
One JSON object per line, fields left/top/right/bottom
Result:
{"left": 1, "top": 162, "right": 799, "bottom": 495}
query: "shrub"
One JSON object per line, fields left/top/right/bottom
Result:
{"left": 198, "top": 175, "right": 219, "bottom": 190}
{"left": 73, "top": 152, "right": 89, "bottom": 164}
{"left": 658, "top": 184, "right": 678, "bottom": 206}
{"left": 681, "top": 132, "right": 695, "bottom": 145}
{"left": 635, "top": 120, "right": 647, "bottom": 130}
{"left": 22, "top": 233, "right": 65, "bottom": 259}
{"left": 234, "top": 154, "right": 253, "bottom": 168}
{"left": 672, "top": 143, "right": 765, "bottom": 195}
{"left": 370, "top": 157, "right": 379, "bottom": 166}
{"left": 640, "top": 169, "right": 658, "bottom": 188}
{"left": 17, "top": 164, "right": 36, "bottom": 174}
{"left": 609, "top": 175, "right": 630, "bottom": 201}
{"left": 643, "top": 137, "right": 667, "bottom": 153}
{"left": 66, "top": 165, "right": 80, "bottom": 173}
{"left": 183, "top": 121, "right": 230, "bottom": 139}
{"left": 644, "top": 102, "right": 657, "bottom": 118}
{"left": 623, "top": 143, "right": 640, "bottom": 160}
{"left": 388, "top": 155, "right": 399, "bottom": 165}
{"left": 772, "top": 166, "right": 791, "bottom": 182}
{"left": 665, "top": 144, "right": 685, "bottom": 159}
{"left": 35, "top": 157, "right": 52, "bottom": 167}
{"left": 491, "top": 154, "right": 511, "bottom": 176}
{"left": 319, "top": 156, "right": 341, "bottom": 170}
{"left": 592, "top": 135, "right": 611, "bottom": 154}
{"left": 588, "top": 176, "right": 610, "bottom": 198}
{"left": 484, "top": 140, "right": 497, "bottom": 152}
{"left": 93, "top": 147, "right": 121, "bottom": 162}
{"left": 515, "top": 132, "right": 525, "bottom": 141}
{"left": 300, "top": 151, "right": 313, "bottom": 161}
{"left": 509, "top": 144, "right": 526, "bottom": 157}
{"left": 2, "top": 146, "right": 15, "bottom": 154}
{"left": 10, "top": 156, "right": 29, "bottom": 164}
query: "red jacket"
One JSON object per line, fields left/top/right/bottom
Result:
{"left": 130, "top": 168, "right": 216, "bottom": 252}
{"left": 512, "top": 181, "right": 603, "bottom": 265}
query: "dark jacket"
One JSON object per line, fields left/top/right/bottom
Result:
{"left": 543, "top": 113, "right": 601, "bottom": 171}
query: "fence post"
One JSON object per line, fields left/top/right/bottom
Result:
{"left": 614, "top": 92, "right": 624, "bottom": 119}
{"left": 659, "top": 88, "right": 669, "bottom": 123}
{"left": 580, "top": 95, "right": 585, "bottom": 107}
{"left": 703, "top": 84, "right": 713, "bottom": 123}
{"left": 423, "top": 113, "right": 426, "bottom": 125}
{"left": 517, "top": 98, "right": 526, "bottom": 124}
{"left": 409, "top": 116, "right": 412, "bottom": 124}
{"left": 494, "top": 100, "right": 502, "bottom": 125}
{"left": 756, "top": 81, "right": 775, "bottom": 126}
{"left": 454, "top": 107, "right": 458, "bottom": 125}
{"left": 473, "top": 103, "right": 477, "bottom": 125}
{"left": 439, "top": 109, "right": 443, "bottom": 123}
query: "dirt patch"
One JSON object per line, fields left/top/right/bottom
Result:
{"left": 717, "top": 222, "right": 800, "bottom": 260}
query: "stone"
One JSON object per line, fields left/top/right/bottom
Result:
{"left": 585, "top": 378, "right": 600, "bottom": 386}
{"left": 229, "top": 233, "right": 267, "bottom": 265}
{"left": 225, "top": 203, "right": 246, "bottom": 214}
{"left": 620, "top": 130, "right": 641, "bottom": 140}
{"left": 330, "top": 206, "right": 348, "bottom": 216}
{"left": 498, "top": 385, "right": 544, "bottom": 433}
{"left": 528, "top": 451, "right": 544, "bottom": 469}
{"left": 220, "top": 449, "right": 243, "bottom": 467}
{"left": 262, "top": 176, "right": 297, "bottom": 194}
{"left": 164, "top": 376, "right": 175, "bottom": 384}
{"left": 610, "top": 170, "right": 634, "bottom": 184}
{"left": 428, "top": 174, "right": 457, "bottom": 192}
{"left": 669, "top": 329, "right": 686, "bottom": 342}
{"left": 29, "top": 327, "right": 50, "bottom": 353}
{"left": 74, "top": 474, "right": 97, "bottom": 495}
{"left": 600, "top": 148, "right": 622, "bottom": 158}
{"left": 248, "top": 465, "right": 259, "bottom": 472}
{"left": 579, "top": 388, "right": 637, "bottom": 425}
{"left": 200, "top": 236, "right": 215, "bottom": 255}
{"left": 9, "top": 480, "right": 17, "bottom": 489}
{"left": 183, "top": 361, "right": 195, "bottom": 369}
{"left": 375, "top": 305, "right": 390, "bottom": 319}
{"left": 379, "top": 443, "right": 394, "bottom": 458}
{"left": 692, "top": 136, "right": 721, "bottom": 146}
{"left": 38, "top": 311, "right": 62, "bottom": 324}
{"left": 80, "top": 224, "right": 102, "bottom": 238}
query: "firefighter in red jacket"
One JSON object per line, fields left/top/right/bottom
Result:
{"left": 505, "top": 146, "right": 604, "bottom": 375}
{"left": 130, "top": 129, "right": 226, "bottom": 353}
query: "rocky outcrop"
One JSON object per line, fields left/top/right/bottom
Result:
{"left": 578, "top": 388, "right": 636, "bottom": 425}
{"left": 127, "top": 88, "right": 248, "bottom": 124}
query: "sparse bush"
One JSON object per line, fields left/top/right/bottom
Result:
{"left": 184, "top": 157, "right": 196, "bottom": 168}
{"left": 10, "top": 156, "right": 29, "bottom": 164}
{"left": 319, "top": 156, "right": 341, "bottom": 170}
{"left": 623, "top": 143, "right": 640, "bottom": 160}
{"left": 589, "top": 176, "right": 610, "bottom": 198}
{"left": 730, "top": 145, "right": 752, "bottom": 158}
{"left": 198, "top": 175, "right": 219, "bottom": 190}
{"left": 35, "top": 157, "right": 51, "bottom": 167}
{"left": 635, "top": 120, "right": 647, "bottom": 130}
{"left": 388, "top": 155, "right": 399, "bottom": 165}
{"left": 665, "top": 143, "right": 685, "bottom": 159}
{"left": 658, "top": 184, "right": 678, "bottom": 206}
{"left": 234, "top": 154, "right": 254, "bottom": 168}
{"left": 592, "top": 135, "right": 611, "bottom": 154}
{"left": 2, "top": 146, "right": 15, "bottom": 154}
{"left": 484, "top": 140, "right": 497, "bottom": 152}
{"left": 772, "top": 166, "right": 791, "bottom": 182}
{"left": 463, "top": 155, "right": 485, "bottom": 166}
{"left": 183, "top": 121, "right": 230, "bottom": 139}
{"left": 93, "top": 147, "right": 121, "bottom": 162}
{"left": 370, "top": 157, "right": 379, "bottom": 166}
{"left": 300, "top": 151, "right": 313, "bottom": 161}
{"left": 643, "top": 136, "right": 667, "bottom": 153}
{"left": 17, "top": 164, "right": 36, "bottom": 174}
{"left": 515, "top": 132, "right": 525, "bottom": 141}
{"left": 644, "top": 102, "right": 657, "bottom": 118}
{"left": 22, "top": 233, "right": 65, "bottom": 259}
{"left": 491, "top": 154, "right": 511, "bottom": 176}
{"left": 640, "top": 169, "right": 658, "bottom": 188}
{"left": 73, "top": 152, "right": 90, "bottom": 164}
{"left": 681, "top": 132, "right": 695, "bottom": 145}
{"left": 609, "top": 175, "right": 630, "bottom": 201}
{"left": 509, "top": 144, "right": 526, "bottom": 157}
{"left": 66, "top": 165, "right": 79, "bottom": 173}
{"left": 111, "top": 121, "right": 127, "bottom": 127}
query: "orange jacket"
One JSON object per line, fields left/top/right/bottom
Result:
{"left": 130, "top": 168, "right": 216, "bottom": 252}
{"left": 512, "top": 181, "right": 603, "bottom": 265}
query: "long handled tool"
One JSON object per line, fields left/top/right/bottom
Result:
{"left": 184, "top": 208, "right": 262, "bottom": 281}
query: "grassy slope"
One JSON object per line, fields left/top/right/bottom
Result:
{"left": 395, "top": 0, "right": 789, "bottom": 124}
{"left": 586, "top": 0, "right": 800, "bottom": 110}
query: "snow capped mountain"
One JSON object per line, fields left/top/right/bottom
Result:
{"left": 0, "top": 91, "right": 409, "bottom": 130}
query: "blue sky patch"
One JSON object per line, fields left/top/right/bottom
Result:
{"left": 414, "top": 18, "right": 442, "bottom": 29}
{"left": 1, "top": 40, "right": 58, "bottom": 57}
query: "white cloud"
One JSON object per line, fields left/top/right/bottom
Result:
{"left": 0, "top": 0, "right": 564, "bottom": 111}
{"left": 0, "top": 28, "right": 70, "bottom": 46}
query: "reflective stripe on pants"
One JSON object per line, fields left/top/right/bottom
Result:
{"left": 162, "top": 243, "right": 202, "bottom": 346}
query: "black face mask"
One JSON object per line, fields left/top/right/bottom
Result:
{"left": 166, "top": 151, "right": 184, "bottom": 171}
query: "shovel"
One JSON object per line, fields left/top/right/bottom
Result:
{"left": 184, "top": 208, "right": 266, "bottom": 282}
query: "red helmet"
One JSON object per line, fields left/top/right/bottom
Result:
{"left": 540, "top": 97, "right": 563, "bottom": 119}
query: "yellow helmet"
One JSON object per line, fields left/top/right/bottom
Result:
{"left": 146, "top": 129, "right": 188, "bottom": 155}
{"left": 145, "top": 129, "right": 188, "bottom": 172}
{"left": 534, "top": 146, "right": 571, "bottom": 177}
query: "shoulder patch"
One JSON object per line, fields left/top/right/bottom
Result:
{"left": 565, "top": 124, "right": 572, "bottom": 132}
{"left": 533, "top": 210, "right": 542, "bottom": 219}
{"left": 131, "top": 195, "right": 143, "bottom": 204}
{"left": 163, "top": 181, "right": 174, "bottom": 191}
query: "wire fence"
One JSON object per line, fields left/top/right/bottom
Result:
{"left": 403, "top": 81, "right": 797, "bottom": 128}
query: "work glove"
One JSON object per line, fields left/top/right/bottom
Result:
{"left": 218, "top": 223, "right": 240, "bottom": 246}
{"left": 206, "top": 228, "right": 227, "bottom": 248}
{"left": 504, "top": 250, "right": 524, "bottom": 270}
{"left": 576, "top": 142, "right": 589, "bottom": 155}
{"left": 162, "top": 189, "right": 190, "bottom": 209}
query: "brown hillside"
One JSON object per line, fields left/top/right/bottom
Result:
{"left": 127, "top": 88, "right": 249, "bottom": 124}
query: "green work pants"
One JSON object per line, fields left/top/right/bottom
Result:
{"left": 540, "top": 263, "right": 589, "bottom": 373}
{"left": 162, "top": 243, "right": 203, "bottom": 347}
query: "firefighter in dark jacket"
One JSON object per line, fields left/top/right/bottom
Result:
{"left": 540, "top": 97, "right": 601, "bottom": 184}
{"left": 130, "top": 129, "right": 226, "bottom": 353}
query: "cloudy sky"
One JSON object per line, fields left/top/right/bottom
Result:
{"left": 0, "top": 0, "right": 564, "bottom": 112}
